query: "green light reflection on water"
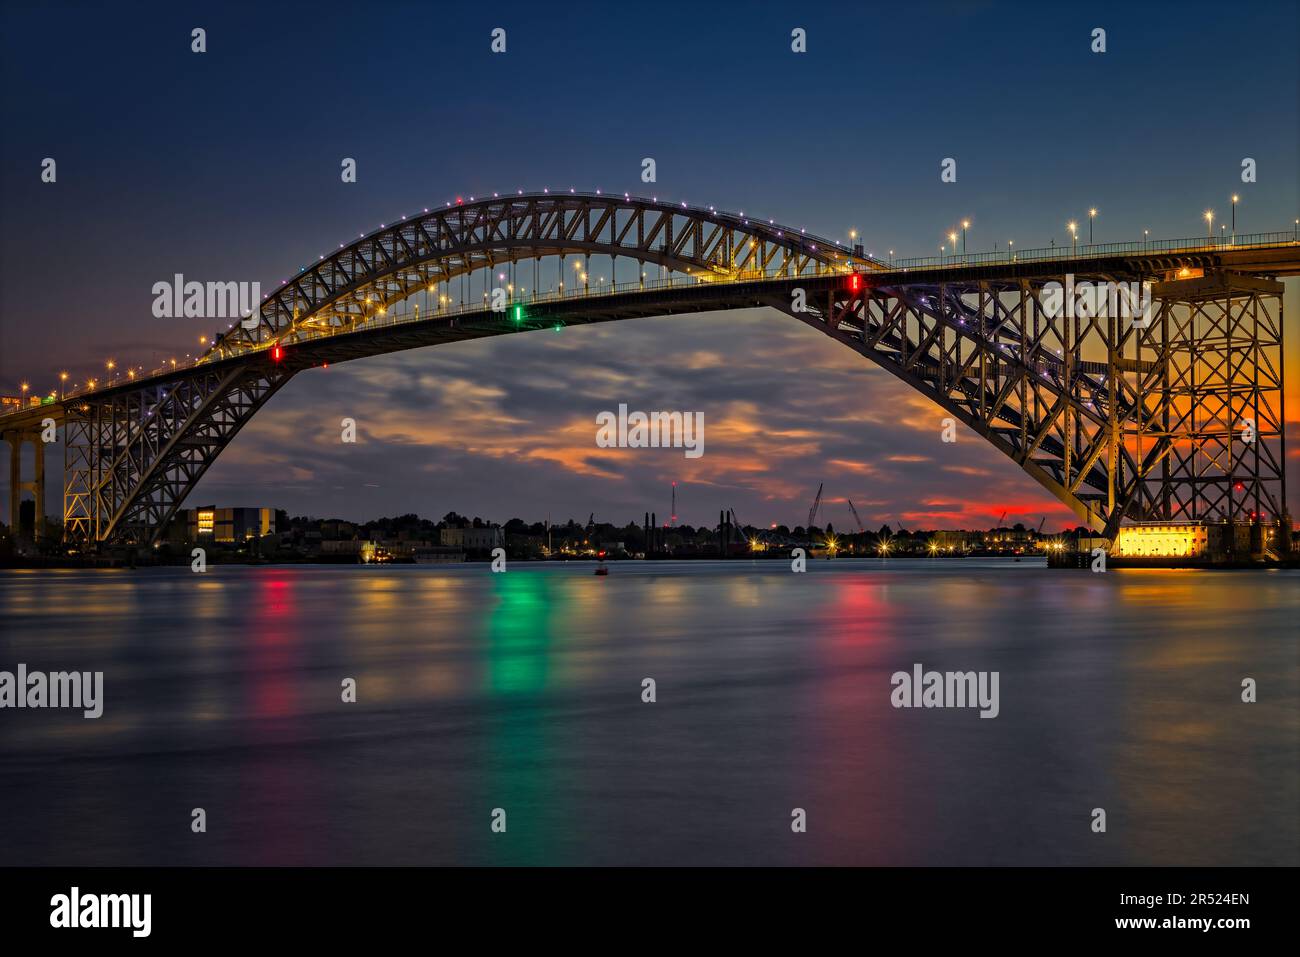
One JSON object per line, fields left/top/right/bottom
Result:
{"left": 482, "top": 570, "right": 564, "bottom": 863}
{"left": 485, "top": 570, "right": 554, "bottom": 695}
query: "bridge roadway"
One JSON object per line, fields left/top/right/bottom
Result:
{"left": 6, "top": 229, "right": 1299, "bottom": 435}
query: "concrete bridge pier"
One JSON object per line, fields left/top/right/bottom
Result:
{"left": 3, "top": 429, "right": 46, "bottom": 541}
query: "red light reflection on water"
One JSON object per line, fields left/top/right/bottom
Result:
{"left": 804, "top": 573, "right": 911, "bottom": 862}
{"left": 249, "top": 577, "right": 299, "bottom": 717}
{"left": 240, "top": 571, "right": 319, "bottom": 863}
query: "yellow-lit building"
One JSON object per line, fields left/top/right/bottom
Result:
{"left": 1115, "top": 521, "right": 1291, "bottom": 560}
{"left": 1114, "top": 523, "right": 1206, "bottom": 558}
{"left": 189, "top": 506, "right": 275, "bottom": 543}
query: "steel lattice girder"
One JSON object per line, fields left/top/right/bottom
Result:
{"left": 62, "top": 408, "right": 98, "bottom": 546}
{"left": 763, "top": 269, "right": 1285, "bottom": 534}
{"left": 62, "top": 362, "right": 294, "bottom": 546}
{"left": 210, "top": 192, "right": 879, "bottom": 357}
{"left": 1134, "top": 275, "right": 1286, "bottom": 527}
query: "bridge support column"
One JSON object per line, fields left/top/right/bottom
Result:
{"left": 3, "top": 429, "right": 46, "bottom": 541}
{"left": 62, "top": 404, "right": 98, "bottom": 550}
{"left": 1127, "top": 270, "right": 1286, "bottom": 529}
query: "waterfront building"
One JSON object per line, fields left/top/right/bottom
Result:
{"left": 440, "top": 525, "right": 503, "bottom": 550}
{"left": 188, "top": 507, "right": 275, "bottom": 543}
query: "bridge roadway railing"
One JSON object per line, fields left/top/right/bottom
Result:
{"left": 36, "top": 266, "right": 851, "bottom": 404}
{"left": 196, "top": 226, "right": 1300, "bottom": 365}
{"left": 235, "top": 266, "right": 837, "bottom": 347}
{"left": 890, "top": 229, "right": 1299, "bottom": 270}
{"left": 16, "top": 228, "right": 1300, "bottom": 411}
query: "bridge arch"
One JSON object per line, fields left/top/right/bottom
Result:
{"left": 211, "top": 191, "right": 881, "bottom": 361}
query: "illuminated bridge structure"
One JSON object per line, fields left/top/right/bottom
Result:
{"left": 0, "top": 191, "right": 1293, "bottom": 550}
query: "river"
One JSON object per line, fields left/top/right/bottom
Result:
{"left": 1, "top": 559, "right": 1295, "bottom": 865}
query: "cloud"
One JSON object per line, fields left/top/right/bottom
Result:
{"left": 184, "top": 306, "right": 1186, "bottom": 531}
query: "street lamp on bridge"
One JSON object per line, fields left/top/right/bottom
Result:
{"left": 1231, "top": 195, "right": 1238, "bottom": 240}
{"left": 1067, "top": 221, "right": 1077, "bottom": 253}
{"left": 1204, "top": 209, "right": 1214, "bottom": 239}
{"left": 1088, "top": 208, "right": 1097, "bottom": 244}
{"left": 961, "top": 220, "right": 970, "bottom": 257}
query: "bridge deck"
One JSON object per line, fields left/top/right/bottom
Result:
{"left": 4, "top": 231, "right": 1297, "bottom": 432}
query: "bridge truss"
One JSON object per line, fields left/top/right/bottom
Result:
{"left": 768, "top": 265, "right": 1286, "bottom": 536}
{"left": 62, "top": 366, "right": 292, "bottom": 546}
{"left": 214, "top": 191, "right": 877, "bottom": 356}
{"left": 11, "top": 192, "right": 1282, "bottom": 550}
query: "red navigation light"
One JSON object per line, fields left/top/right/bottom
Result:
{"left": 272, "top": 344, "right": 283, "bottom": 362}
{"left": 1234, "top": 482, "right": 1244, "bottom": 492}
{"left": 848, "top": 272, "right": 863, "bottom": 294}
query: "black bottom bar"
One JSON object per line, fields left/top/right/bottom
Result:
{"left": 0, "top": 866, "right": 1288, "bottom": 944}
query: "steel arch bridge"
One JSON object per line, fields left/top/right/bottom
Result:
{"left": 0, "top": 191, "right": 1291, "bottom": 550}
{"left": 216, "top": 190, "right": 882, "bottom": 354}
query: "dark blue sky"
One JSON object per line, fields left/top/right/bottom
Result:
{"left": 1, "top": 0, "right": 1296, "bottom": 528}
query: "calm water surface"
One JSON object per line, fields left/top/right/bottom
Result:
{"left": 1, "top": 559, "right": 1296, "bottom": 866}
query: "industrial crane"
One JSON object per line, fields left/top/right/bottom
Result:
{"left": 846, "top": 498, "right": 866, "bottom": 534}
{"left": 729, "top": 508, "right": 747, "bottom": 547}
{"left": 807, "top": 483, "right": 823, "bottom": 531}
